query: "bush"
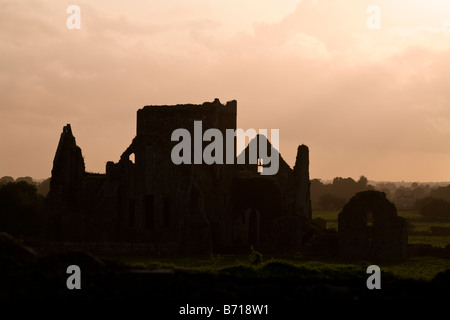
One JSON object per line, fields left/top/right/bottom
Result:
{"left": 0, "top": 181, "right": 44, "bottom": 237}
{"left": 418, "top": 197, "right": 450, "bottom": 218}
{"left": 430, "top": 185, "right": 450, "bottom": 202}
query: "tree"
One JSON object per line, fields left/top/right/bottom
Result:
{"left": 310, "top": 178, "right": 326, "bottom": 206}
{"left": 37, "top": 178, "right": 51, "bottom": 197}
{"left": 415, "top": 196, "right": 435, "bottom": 211}
{"left": 0, "top": 181, "right": 44, "bottom": 237}
{"left": 417, "top": 197, "right": 450, "bottom": 218}
{"left": 16, "top": 176, "right": 34, "bottom": 185}
{"left": 378, "top": 187, "right": 391, "bottom": 199}
{"left": 430, "top": 185, "right": 450, "bottom": 202}
{"left": 412, "top": 186, "right": 425, "bottom": 199}
{"left": 332, "top": 177, "right": 357, "bottom": 199}
{"left": 358, "top": 175, "right": 368, "bottom": 188}
{"left": 0, "top": 176, "right": 14, "bottom": 185}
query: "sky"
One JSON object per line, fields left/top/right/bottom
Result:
{"left": 1, "top": 0, "right": 450, "bottom": 182}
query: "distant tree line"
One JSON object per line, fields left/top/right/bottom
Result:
{"left": 311, "top": 175, "right": 372, "bottom": 210}
{"left": 0, "top": 176, "right": 50, "bottom": 197}
{"left": 414, "top": 185, "right": 450, "bottom": 218}
{"left": 0, "top": 180, "right": 43, "bottom": 238}
{"left": 311, "top": 175, "right": 450, "bottom": 218}
{"left": 0, "top": 176, "right": 51, "bottom": 239}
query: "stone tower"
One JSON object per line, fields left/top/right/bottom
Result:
{"left": 293, "top": 145, "right": 312, "bottom": 220}
{"left": 111, "top": 99, "right": 237, "bottom": 248}
{"left": 45, "top": 124, "right": 85, "bottom": 239}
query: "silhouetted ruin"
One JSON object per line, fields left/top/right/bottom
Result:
{"left": 338, "top": 191, "right": 408, "bottom": 261}
{"left": 45, "top": 99, "right": 315, "bottom": 254}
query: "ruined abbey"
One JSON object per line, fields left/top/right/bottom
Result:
{"left": 44, "top": 99, "right": 318, "bottom": 254}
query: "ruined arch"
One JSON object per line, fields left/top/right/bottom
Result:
{"left": 338, "top": 191, "right": 407, "bottom": 261}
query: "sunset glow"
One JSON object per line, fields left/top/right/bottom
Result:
{"left": 1, "top": 0, "right": 450, "bottom": 182}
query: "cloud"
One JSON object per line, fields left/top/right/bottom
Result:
{"left": 1, "top": 0, "right": 450, "bottom": 181}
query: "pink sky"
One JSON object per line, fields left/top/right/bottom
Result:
{"left": 1, "top": 0, "right": 450, "bottom": 182}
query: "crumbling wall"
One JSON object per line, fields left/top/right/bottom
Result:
{"left": 233, "top": 139, "right": 315, "bottom": 253}
{"left": 236, "top": 136, "right": 312, "bottom": 220}
{"left": 44, "top": 100, "right": 315, "bottom": 255}
{"left": 231, "top": 177, "right": 282, "bottom": 248}
{"left": 338, "top": 190, "right": 407, "bottom": 261}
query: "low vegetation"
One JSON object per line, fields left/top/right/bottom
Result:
{"left": 106, "top": 254, "right": 450, "bottom": 281}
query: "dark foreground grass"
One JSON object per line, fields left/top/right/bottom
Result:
{"left": 104, "top": 254, "right": 450, "bottom": 281}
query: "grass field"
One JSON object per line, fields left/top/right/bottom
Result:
{"left": 380, "top": 256, "right": 450, "bottom": 280}
{"left": 313, "top": 210, "right": 340, "bottom": 222}
{"left": 102, "top": 210, "right": 450, "bottom": 283}
{"left": 408, "top": 221, "right": 450, "bottom": 233}
{"left": 106, "top": 254, "right": 450, "bottom": 281}
{"left": 313, "top": 210, "right": 339, "bottom": 230}
{"left": 312, "top": 210, "right": 439, "bottom": 222}
{"left": 313, "top": 210, "right": 450, "bottom": 248}
{"left": 408, "top": 235, "right": 450, "bottom": 247}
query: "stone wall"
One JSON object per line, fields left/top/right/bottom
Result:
{"left": 44, "top": 99, "right": 315, "bottom": 255}
{"left": 338, "top": 191, "right": 408, "bottom": 261}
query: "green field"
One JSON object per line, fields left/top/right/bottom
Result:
{"left": 313, "top": 210, "right": 450, "bottom": 248}
{"left": 313, "top": 210, "right": 434, "bottom": 222}
{"left": 408, "top": 235, "right": 450, "bottom": 247}
{"left": 313, "top": 210, "right": 339, "bottom": 230}
{"left": 313, "top": 210, "right": 340, "bottom": 223}
{"left": 408, "top": 221, "right": 450, "bottom": 233}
